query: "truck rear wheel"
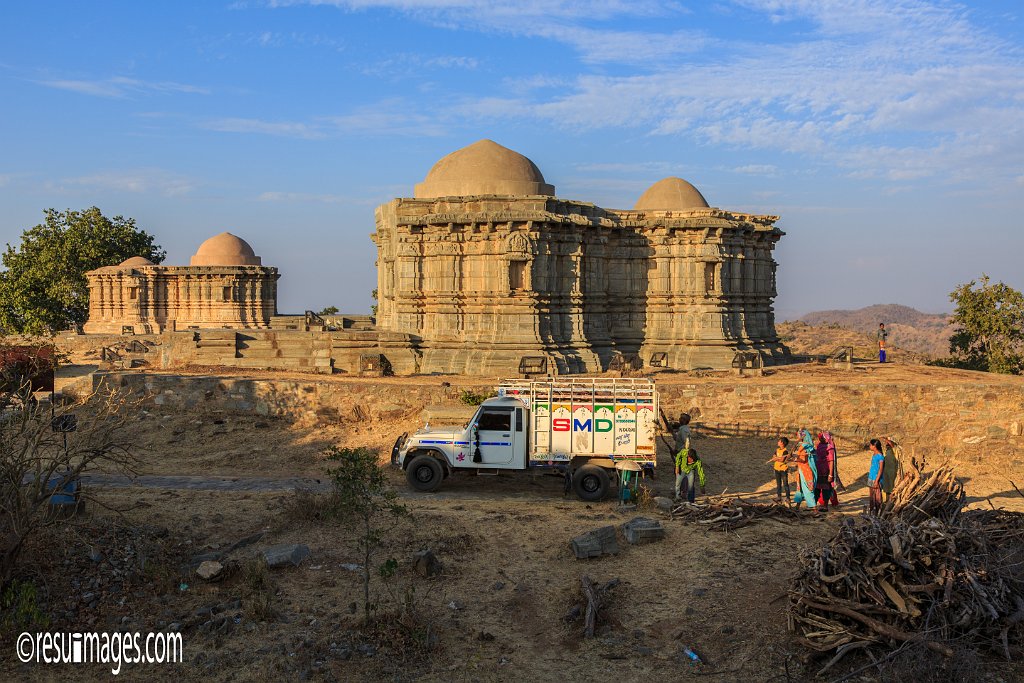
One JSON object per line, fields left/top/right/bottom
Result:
{"left": 572, "top": 464, "right": 610, "bottom": 501}
{"left": 406, "top": 455, "right": 444, "bottom": 493}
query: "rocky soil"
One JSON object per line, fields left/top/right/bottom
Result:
{"left": 3, "top": 372, "right": 1023, "bottom": 681}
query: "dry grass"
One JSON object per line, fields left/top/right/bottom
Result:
{"left": 241, "top": 558, "right": 276, "bottom": 622}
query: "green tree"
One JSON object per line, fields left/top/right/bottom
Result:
{"left": 316, "top": 305, "right": 339, "bottom": 316}
{"left": 935, "top": 275, "right": 1024, "bottom": 374}
{"left": 324, "top": 446, "right": 409, "bottom": 623}
{"left": 371, "top": 288, "right": 378, "bottom": 317}
{"left": 0, "top": 207, "right": 165, "bottom": 334}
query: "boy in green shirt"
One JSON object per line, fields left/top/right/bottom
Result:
{"left": 674, "top": 448, "right": 706, "bottom": 503}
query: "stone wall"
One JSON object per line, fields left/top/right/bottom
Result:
{"left": 58, "top": 329, "right": 421, "bottom": 375}
{"left": 658, "top": 382, "right": 1024, "bottom": 461}
{"left": 95, "top": 372, "right": 1024, "bottom": 461}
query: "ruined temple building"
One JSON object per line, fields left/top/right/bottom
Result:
{"left": 81, "top": 139, "right": 787, "bottom": 375}
{"left": 372, "top": 139, "right": 787, "bottom": 374}
{"left": 83, "top": 232, "right": 279, "bottom": 334}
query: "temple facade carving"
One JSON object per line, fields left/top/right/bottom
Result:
{"left": 372, "top": 139, "right": 787, "bottom": 374}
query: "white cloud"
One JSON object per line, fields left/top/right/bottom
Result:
{"left": 258, "top": 191, "right": 346, "bottom": 203}
{"left": 268, "top": 0, "right": 679, "bottom": 22}
{"left": 244, "top": 0, "right": 1024, "bottom": 186}
{"left": 573, "top": 161, "right": 688, "bottom": 174}
{"left": 201, "top": 117, "right": 326, "bottom": 138}
{"left": 36, "top": 76, "right": 209, "bottom": 98}
{"left": 733, "top": 164, "right": 778, "bottom": 175}
{"left": 0, "top": 172, "right": 31, "bottom": 187}
{"left": 324, "top": 99, "right": 449, "bottom": 136}
{"left": 202, "top": 99, "right": 447, "bottom": 138}
{"left": 360, "top": 52, "right": 479, "bottom": 78}
{"left": 55, "top": 169, "right": 196, "bottom": 197}
{"left": 270, "top": 0, "right": 695, "bottom": 64}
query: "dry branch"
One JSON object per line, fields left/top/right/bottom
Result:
{"left": 671, "top": 496, "right": 804, "bottom": 531}
{"left": 788, "top": 457, "right": 1024, "bottom": 666}
{"left": 575, "top": 575, "right": 619, "bottom": 638}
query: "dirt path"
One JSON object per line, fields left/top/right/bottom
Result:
{"left": 82, "top": 473, "right": 330, "bottom": 493}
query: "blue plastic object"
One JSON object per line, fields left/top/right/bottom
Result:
{"left": 45, "top": 473, "right": 80, "bottom": 506}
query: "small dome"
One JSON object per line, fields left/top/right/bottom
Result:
{"left": 190, "top": 232, "right": 261, "bottom": 266}
{"left": 414, "top": 139, "right": 555, "bottom": 198}
{"left": 633, "top": 177, "right": 709, "bottom": 211}
{"left": 118, "top": 256, "right": 155, "bottom": 267}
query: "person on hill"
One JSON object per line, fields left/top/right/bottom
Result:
{"left": 675, "top": 448, "right": 706, "bottom": 503}
{"left": 814, "top": 432, "right": 836, "bottom": 512}
{"left": 881, "top": 437, "right": 902, "bottom": 501}
{"left": 792, "top": 429, "right": 818, "bottom": 511}
{"left": 867, "top": 439, "right": 886, "bottom": 514}
{"left": 767, "top": 436, "right": 792, "bottom": 504}
{"left": 675, "top": 413, "right": 692, "bottom": 453}
{"left": 877, "top": 323, "right": 889, "bottom": 363}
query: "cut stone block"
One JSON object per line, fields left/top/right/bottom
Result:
{"left": 622, "top": 517, "right": 665, "bottom": 544}
{"left": 261, "top": 543, "right": 310, "bottom": 568}
{"left": 571, "top": 525, "right": 620, "bottom": 559}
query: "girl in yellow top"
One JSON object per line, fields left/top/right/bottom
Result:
{"left": 767, "top": 436, "right": 792, "bottom": 503}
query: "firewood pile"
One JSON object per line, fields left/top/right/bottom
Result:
{"left": 880, "top": 458, "right": 965, "bottom": 524}
{"left": 671, "top": 496, "right": 804, "bottom": 531}
{"left": 789, "top": 458, "right": 1024, "bottom": 668}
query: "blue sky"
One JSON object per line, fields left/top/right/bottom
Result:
{"left": 2, "top": 0, "right": 1023, "bottom": 319}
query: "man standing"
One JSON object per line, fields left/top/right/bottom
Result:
{"left": 675, "top": 448, "right": 706, "bottom": 503}
{"left": 675, "top": 413, "right": 692, "bottom": 452}
{"left": 877, "top": 323, "right": 889, "bottom": 363}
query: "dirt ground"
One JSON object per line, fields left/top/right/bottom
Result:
{"left": 3, "top": 391, "right": 1023, "bottom": 682}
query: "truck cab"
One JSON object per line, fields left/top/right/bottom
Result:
{"left": 393, "top": 378, "right": 659, "bottom": 501}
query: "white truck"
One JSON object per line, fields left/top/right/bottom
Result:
{"left": 391, "top": 378, "right": 659, "bottom": 500}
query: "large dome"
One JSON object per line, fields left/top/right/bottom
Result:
{"left": 190, "top": 232, "right": 262, "bottom": 266}
{"left": 633, "top": 177, "right": 709, "bottom": 211}
{"left": 118, "top": 256, "right": 155, "bottom": 267}
{"left": 414, "top": 139, "right": 555, "bottom": 198}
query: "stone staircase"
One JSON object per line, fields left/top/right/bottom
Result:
{"left": 235, "top": 333, "right": 332, "bottom": 373}
{"left": 188, "top": 330, "right": 332, "bottom": 373}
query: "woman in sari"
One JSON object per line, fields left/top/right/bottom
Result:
{"left": 822, "top": 431, "right": 842, "bottom": 506}
{"left": 792, "top": 429, "right": 817, "bottom": 510}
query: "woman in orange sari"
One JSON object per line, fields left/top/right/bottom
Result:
{"left": 792, "top": 429, "right": 817, "bottom": 510}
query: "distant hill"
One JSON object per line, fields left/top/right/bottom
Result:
{"left": 793, "top": 304, "right": 952, "bottom": 359}
{"left": 776, "top": 321, "right": 933, "bottom": 364}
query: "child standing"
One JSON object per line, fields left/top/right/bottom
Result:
{"left": 867, "top": 439, "right": 885, "bottom": 514}
{"left": 767, "top": 437, "right": 791, "bottom": 503}
{"left": 675, "top": 448, "right": 706, "bottom": 503}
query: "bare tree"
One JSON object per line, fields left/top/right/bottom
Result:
{"left": 1, "top": 346, "right": 137, "bottom": 589}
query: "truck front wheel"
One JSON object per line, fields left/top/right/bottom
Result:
{"left": 406, "top": 455, "right": 444, "bottom": 493}
{"left": 572, "top": 464, "right": 610, "bottom": 501}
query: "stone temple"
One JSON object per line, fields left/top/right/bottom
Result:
{"left": 372, "top": 139, "right": 787, "bottom": 374}
{"left": 79, "top": 139, "right": 787, "bottom": 375}
{"left": 83, "top": 232, "right": 279, "bottom": 334}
